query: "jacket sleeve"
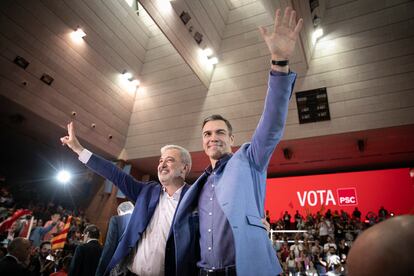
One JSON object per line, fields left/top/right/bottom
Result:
{"left": 247, "top": 71, "right": 296, "bottom": 172}
{"left": 86, "top": 153, "right": 145, "bottom": 200}
{"left": 39, "top": 222, "right": 56, "bottom": 236}
{"left": 95, "top": 216, "right": 118, "bottom": 276}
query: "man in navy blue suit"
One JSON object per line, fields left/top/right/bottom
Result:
{"left": 0, "top": 237, "right": 31, "bottom": 276}
{"left": 61, "top": 123, "right": 194, "bottom": 276}
{"left": 68, "top": 224, "right": 103, "bottom": 276}
{"left": 95, "top": 201, "right": 134, "bottom": 276}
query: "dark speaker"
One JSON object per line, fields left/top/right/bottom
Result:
{"left": 357, "top": 139, "right": 365, "bottom": 152}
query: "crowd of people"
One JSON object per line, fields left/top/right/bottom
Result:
{"left": 0, "top": 187, "right": 92, "bottom": 276}
{"left": 0, "top": 182, "right": 398, "bottom": 276}
{"left": 268, "top": 207, "right": 394, "bottom": 275}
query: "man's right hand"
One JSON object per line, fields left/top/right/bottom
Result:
{"left": 60, "top": 122, "right": 84, "bottom": 155}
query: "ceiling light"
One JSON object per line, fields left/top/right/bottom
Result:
{"left": 203, "top": 48, "right": 213, "bottom": 57}
{"left": 74, "top": 28, "right": 86, "bottom": 38}
{"left": 122, "top": 71, "right": 132, "bottom": 80}
{"left": 312, "top": 28, "right": 323, "bottom": 44}
{"left": 70, "top": 28, "right": 86, "bottom": 43}
{"left": 130, "top": 79, "right": 140, "bottom": 87}
{"left": 208, "top": 57, "right": 218, "bottom": 65}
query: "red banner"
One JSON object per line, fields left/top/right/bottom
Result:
{"left": 265, "top": 168, "right": 414, "bottom": 221}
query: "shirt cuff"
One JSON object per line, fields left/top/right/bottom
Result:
{"left": 270, "top": 70, "right": 290, "bottom": 77}
{"left": 78, "top": 149, "right": 93, "bottom": 164}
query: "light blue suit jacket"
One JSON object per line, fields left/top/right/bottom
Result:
{"left": 172, "top": 72, "right": 296, "bottom": 276}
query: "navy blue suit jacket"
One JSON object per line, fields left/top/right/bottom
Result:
{"left": 0, "top": 255, "right": 29, "bottom": 276}
{"left": 68, "top": 240, "right": 103, "bottom": 276}
{"left": 85, "top": 154, "right": 192, "bottom": 276}
{"left": 95, "top": 213, "right": 131, "bottom": 276}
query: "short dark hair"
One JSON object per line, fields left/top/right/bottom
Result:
{"left": 202, "top": 114, "right": 233, "bottom": 135}
{"left": 84, "top": 224, "right": 100, "bottom": 239}
{"left": 40, "top": 241, "right": 51, "bottom": 249}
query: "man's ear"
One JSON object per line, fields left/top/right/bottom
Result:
{"left": 230, "top": 134, "right": 235, "bottom": 146}
{"left": 182, "top": 164, "right": 189, "bottom": 176}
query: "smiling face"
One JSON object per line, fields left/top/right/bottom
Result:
{"left": 157, "top": 148, "right": 187, "bottom": 186}
{"left": 202, "top": 120, "right": 234, "bottom": 165}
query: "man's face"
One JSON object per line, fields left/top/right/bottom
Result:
{"left": 82, "top": 232, "right": 89, "bottom": 243}
{"left": 51, "top": 214, "right": 60, "bottom": 222}
{"left": 157, "top": 149, "right": 187, "bottom": 185}
{"left": 202, "top": 120, "right": 234, "bottom": 161}
{"left": 40, "top": 243, "right": 51, "bottom": 257}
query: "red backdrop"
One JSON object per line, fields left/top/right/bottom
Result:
{"left": 265, "top": 168, "right": 414, "bottom": 222}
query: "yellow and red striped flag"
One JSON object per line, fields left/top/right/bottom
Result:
{"left": 51, "top": 216, "right": 72, "bottom": 250}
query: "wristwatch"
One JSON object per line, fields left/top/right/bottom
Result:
{"left": 271, "top": 60, "right": 289, "bottom": 66}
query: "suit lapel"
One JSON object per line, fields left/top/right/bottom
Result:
{"left": 173, "top": 173, "right": 208, "bottom": 227}
{"left": 147, "top": 184, "right": 162, "bottom": 219}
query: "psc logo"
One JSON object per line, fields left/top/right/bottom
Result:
{"left": 337, "top": 188, "right": 358, "bottom": 206}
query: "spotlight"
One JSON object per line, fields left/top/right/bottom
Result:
{"left": 312, "top": 15, "right": 321, "bottom": 27}
{"left": 312, "top": 28, "right": 323, "bottom": 44}
{"left": 203, "top": 48, "right": 213, "bottom": 57}
{"left": 122, "top": 71, "right": 132, "bottom": 81}
{"left": 74, "top": 28, "right": 86, "bottom": 38}
{"left": 130, "top": 79, "right": 140, "bottom": 87}
{"left": 57, "top": 170, "right": 71, "bottom": 184}
{"left": 70, "top": 28, "right": 86, "bottom": 43}
{"left": 208, "top": 57, "right": 218, "bottom": 65}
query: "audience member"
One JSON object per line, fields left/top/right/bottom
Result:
{"left": 352, "top": 207, "right": 361, "bottom": 221}
{"left": 29, "top": 216, "right": 59, "bottom": 247}
{"left": 378, "top": 206, "right": 388, "bottom": 221}
{"left": 42, "top": 214, "right": 64, "bottom": 241}
{"left": 95, "top": 201, "right": 134, "bottom": 276}
{"left": 0, "top": 237, "right": 31, "bottom": 276}
{"left": 68, "top": 224, "right": 102, "bottom": 276}
{"left": 28, "top": 240, "right": 54, "bottom": 276}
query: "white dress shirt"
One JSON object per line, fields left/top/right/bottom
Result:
{"left": 128, "top": 186, "right": 181, "bottom": 276}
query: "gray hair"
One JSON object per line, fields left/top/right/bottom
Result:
{"left": 117, "top": 201, "right": 134, "bottom": 215}
{"left": 160, "top": 144, "right": 192, "bottom": 176}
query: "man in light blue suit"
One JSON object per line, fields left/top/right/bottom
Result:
{"left": 171, "top": 7, "right": 303, "bottom": 276}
